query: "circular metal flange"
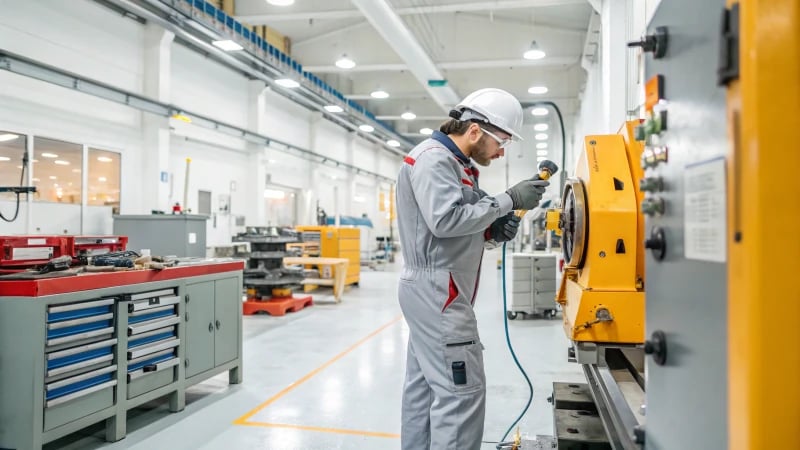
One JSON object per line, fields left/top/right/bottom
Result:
{"left": 561, "top": 178, "right": 588, "bottom": 268}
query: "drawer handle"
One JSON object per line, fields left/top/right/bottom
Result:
{"left": 215, "top": 320, "right": 221, "bottom": 330}
{"left": 143, "top": 364, "right": 157, "bottom": 373}
{"left": 208, "top": 322, "right": 214, "bottom": 333}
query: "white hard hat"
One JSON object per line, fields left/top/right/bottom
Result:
{"left": 450, "top": 88, "right": 524, "bottom": 140}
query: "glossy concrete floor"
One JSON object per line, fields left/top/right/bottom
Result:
{"left": 47, "top": 249, "right": 582, "bottom": 450}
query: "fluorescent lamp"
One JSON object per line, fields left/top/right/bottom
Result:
{"left": 72, "top": 169, "right": 81, "bottom": 173}
{"left": 0, "top": 133, "right": 19, "bottom": 142}
{"left": 528, "top": 86, "right": 548, "bottom": 94}
{"left": 387, "top": 140, "right": 401, "bottom": 147}
{"left": 419, "top": 127, "right": 433, "bottom": 135}
{"left": 523, "top": 41, "right": 546, "bottom": 60}
{"left": 537, "top": 150, "right": 548, "bottom": 156}
{"left": 98, "top": 177, "right": 107, "bottom": 182}
{"left": 401, "top": 111, "right": 417, "bottom": 121}
{"left": 359, "top": 124, "right": 375, "bottom": 132}
{"left": 49, "top": 176, "right": 57, "bottom": 180}
{"left": 324, "top": 105, "right": 344, "bottom": 113}
{"left": 335, "top": 54, "right": 356, "bottom": 69}
{"left": 264, "top": 189, "right": 286, "bottom": 199}
{"left": 0, "top": 157, "right": 10, "bottom": 162}
{"left": 534, "top": 123, "right": 549, "bottom": 131}
{"left": 536, "top": 143, "right": 548, "bottom": 149}
{"left": 370, "top": 89, "right": 390, "bottom": 99}
{"left": 97, "top": 156, "right": 113, "bottom": 162}
{"left": 267, "top": 0, "right": 295, "bottom": 5}
{"left": 535, "top": 133, "right": 548, "bottom": 140}
{"left": 32, "top": 177, "right": 40, "bottom": 182}
{"left": 276, "top": 78, "right": 300, "bottom": 88}
{"left": 54, "top": 160, "right": 70, "bottom": 165}
{"left": 41, "top": 152, "right": 58, "bottom": 158}
{"left": 531, "top": 107, "right": 549, "bottom": 116}
{"left": 212, "top": 40, "right": 243, "bottom": 52}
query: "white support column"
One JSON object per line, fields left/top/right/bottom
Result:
{"left": 601, "top": 0, "right": 627, "bottom": 132}
{"left": 345, "top": 131, "right": 356, "bottom": 217}
{"left": 246, "top": 80, "right": 269, "bottom": 226}
{"left": 141, "top": 24, "right": 174, "bottom": 213}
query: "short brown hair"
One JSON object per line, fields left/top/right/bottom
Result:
{"left": 439, "top": 119, "right": 504, "bottom": 136}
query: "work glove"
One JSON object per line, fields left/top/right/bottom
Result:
{"left": 488, "top": 213, "right": 521, "bottom": 242}
{"left": 506, "top": 178, "right": 549, "bottom": 210}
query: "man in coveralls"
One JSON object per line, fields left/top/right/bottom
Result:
{"left": 396, "top": 88, "right": 549, "bottom": 449}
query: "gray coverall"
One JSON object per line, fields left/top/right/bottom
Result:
{"left": 396, "top": 131, "right": 514, "bottom": 450}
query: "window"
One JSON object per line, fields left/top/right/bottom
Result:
{"left": 88, "top": 148, "right": 121, "bottom": 208}
{"left": 33, "top": 137, "right": 82, "bottom": 204}
{"left": 0, "top": 131, "right": 27, "bottom": 202}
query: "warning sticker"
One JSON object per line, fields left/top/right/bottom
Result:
{"left": 684, "top": 157, "right": 727, "bottom": 263}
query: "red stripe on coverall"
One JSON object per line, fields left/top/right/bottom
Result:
{"left": 471, "top": 256, "right": 483, "bottom": 305}
{"left": 403, "top": 156, "right": 416, "bottom": 165}
{"left": 442, "top": 274, "right": 459, "bottom": 312}
{"left": 461, "top": 178, "right": 474, "bottom": 187}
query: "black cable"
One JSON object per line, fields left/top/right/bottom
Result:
{"left": 0, "top": 149, "right": 28, "bottom": 223}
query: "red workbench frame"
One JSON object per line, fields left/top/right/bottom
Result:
{"left": 0, "top": 261, "right": 244, "bottom": 297}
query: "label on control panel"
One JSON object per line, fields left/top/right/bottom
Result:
{"left": 12, "top": 247, "right": 54, "bottom": 261}
{"left": 684, "top": 157, "right": 727, "bottom": 263}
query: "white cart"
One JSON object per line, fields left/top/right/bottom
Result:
{"left": 508, "top": 252, "right": 559, "bottom": 319}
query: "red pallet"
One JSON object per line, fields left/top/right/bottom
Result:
{"left": 243, "top": 295, "right": 313, "bottom": 316}
{"left": 0, "top": 236, "right": 73, "bottom": 268}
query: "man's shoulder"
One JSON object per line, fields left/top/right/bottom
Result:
{"left": 407, "top": 141, "right": 459, "bottom": 166}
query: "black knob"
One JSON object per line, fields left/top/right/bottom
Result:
{"left": 644, "top": 227, "right": 667, "bottom": 261}
{"left": 644, "top": 330, "right": 667, "bottom": 366}
{"left": 627, "top": 26, "right": 669, "bottom": 59}
{"left": 633, "top": 425, "right": 646, "bottom": 444}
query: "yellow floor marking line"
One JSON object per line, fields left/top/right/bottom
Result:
{"left": 237, "top": 421, "right": 401, "bottom": 439}
{"left": 233, "top": 314, "right": 403, "bottom": 426}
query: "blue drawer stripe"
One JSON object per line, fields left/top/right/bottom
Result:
{"left": 129, "top": 332, "right": 176, "bottom": 349}
{"left": 128, "top": 309, "right": 175, "bottom": 324}
{"left": 46, "top": 320, "right": 113, "bottom": 339}
{"left": 46, "top": 373, "right": 114, "bottom": 400}
{"left": 47, "top": 305, "right": 112, "bottom": 323}
{"left": 127, "top": 353, "right": 175, "bottom": 372}
{"left": 47, "top": 347, "right": 114, "bottom": 370}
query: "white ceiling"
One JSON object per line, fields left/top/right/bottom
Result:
{"left": 235, "top": 0, "right": 592, "bottom": 140}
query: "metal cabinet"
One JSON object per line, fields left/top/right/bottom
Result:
{"left": 185, "top": 278, "right": 241, "bottom": 379}
{"left": 508, "top": 253, "right": 558, "bottom": 319}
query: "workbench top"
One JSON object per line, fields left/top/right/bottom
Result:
{"left": 0, "top": 260, "right": 244, "bottom": 297}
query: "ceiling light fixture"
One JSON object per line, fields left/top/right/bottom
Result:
{"left": 419, "top": 127, "right": 433, "bottom": 135}
{"left": 41, "top": 152, "right": 58, "bottom": 158}
{"left": 387, "top": 139, "right": 401, "bottom": 147}
{"left": 0, "top": 133, "right": 19, "bottom": 142}
{"left": 523, "top": 40, "right": 546, "bottom": 60}
{"left": 401, "top": 111, "right": 417, "bottom": 121}
{"left": 275, "top": 78, "right": 300, "bottom": 88}
{"left": 49, "top": 176, "right": 57, "bottom": 180}
{"left": 537, "top": 156, "right": 547, "bottom": 162}
{"left": 535, "top": 133, "right": 548, "bottom": 140}
{"left": 534, "top": 123, "right": 549, "bottom": 131}
{"left": 335, "top": 54, "right": 356, "bottom": 69}
{"left": 528, "top": 86, "right": 548, "bottom": 94}
{"left": 212, "top": 40, "right": 243, "bottom": 52}
{"left": 536, "top": 142, "right": 548, "bottom": 149}
{"left": 359, "top": 124, "right": 375, "bottom": 132}
{"left": 267, "top": 0, "right": 295, "bottom": 5}
{"left": 98, "top": 176, "right": 107, "bottom": 182}
{"left": 324, "top": 105, "right": 344, "bottom": 113}
{"left": 537, "top": 150, "right": 548, "bottom": 156}
{"left": 54, "top": 160, "right": 70, "bottom": 165}
{"left": 531, "top": 107, "right": 549, "bottom": 116}
{"left": 0, "top": 156, "right": 10, "bottom": 162}
{"left": 72, "top": 169, "right": 81, "bottom": 173}
{"left": 370, "top": 89, "right": 390, "bottom": 99}
{"left": 97, "top": 156, "right": 113, "bottom": 162}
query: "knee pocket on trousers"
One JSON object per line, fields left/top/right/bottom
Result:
{"left": 443, "top": 338, "right": 484, "bottom": 394}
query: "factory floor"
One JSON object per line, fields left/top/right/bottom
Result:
{"left": 47, "top": 249, "right": 583, "bottom": 450}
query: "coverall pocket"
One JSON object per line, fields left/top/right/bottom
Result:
{"left": 444, "top": 337, "right": 484, "bottom": 394}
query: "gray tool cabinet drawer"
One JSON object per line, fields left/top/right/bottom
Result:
{"left": 43, "top": 298, "right": 118, "bottom": 431}
{"left": 124, "top": 287, "right": 181, "bottom": 399}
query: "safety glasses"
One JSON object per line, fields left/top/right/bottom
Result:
{"left": 480, "top": 127, "right": 512, "bottom": 148}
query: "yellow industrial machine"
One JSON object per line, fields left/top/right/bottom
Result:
{"left": 295, "top": 226, "right": 360, "bottom": 286}
{"left": 547, "top": 121, "right": 646, "bottom": 344}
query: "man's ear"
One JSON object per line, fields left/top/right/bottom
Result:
{"left": 468, "top": 123, "right": 482, "bottom": 143}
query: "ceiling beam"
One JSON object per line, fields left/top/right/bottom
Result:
{"left": 350, "top": 0, "right": 461, "bottom": 111}
{"left": 236, "top": 0, "right": 588, "bottom": 24}
{"left": 304, "top": 56, "right": 578, "bottom": 73}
